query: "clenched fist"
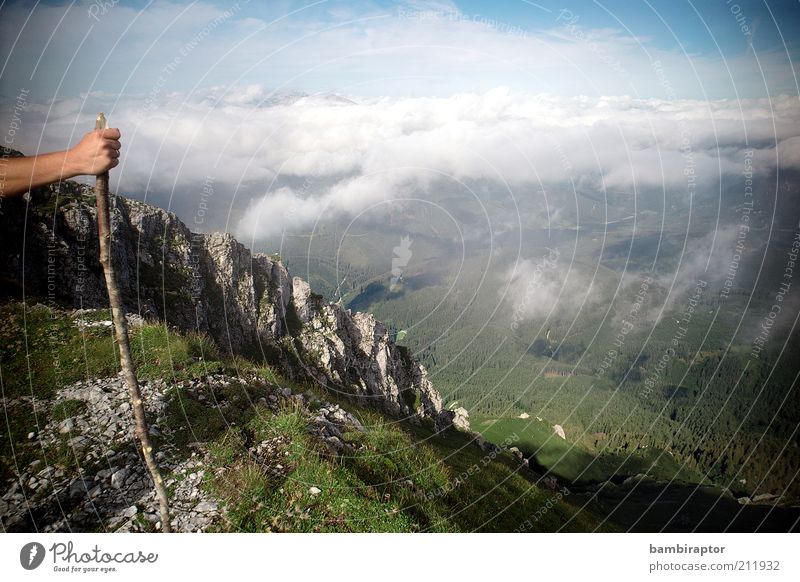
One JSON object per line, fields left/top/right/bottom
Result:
{"left": 66, "top": 127, "right": 121, "bottom": 175}
{"left": 0, "top": 127, "right": 123, "bottom": 199}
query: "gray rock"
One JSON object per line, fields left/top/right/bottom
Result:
{"left": 69, "top": 479, "right": 90, "bottom": 499}
{"left": 194, "top": 501, "right": 218, "bottom": 513}
{"left": 472, "top": 432, "right": 487, "bottom": 448}
{"left": 110, "top": 468, "right": 129, "bottom": 489}
{"left": 451, "top": 407, "right": 470, "bottom": 431}
{"left": 542, "top": 476, "right": 559, "bottom": 490}
{"left": 69, "top": 436, "right": 88, "bottom": 448}
{"left": 317, "top": 420, "right": 343, "bottom": 439}
{"left": 325, "top": 436, "right": 345, "bottom": 451}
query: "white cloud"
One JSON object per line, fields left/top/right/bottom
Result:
{"left": 227, "top": 89, "right": 798, "bottom": 239}
{"left": 504, "top": 249, "right": 600, "bottom": 323}
{"left": 3, "top": 87, "right": 797, "bottom": 239}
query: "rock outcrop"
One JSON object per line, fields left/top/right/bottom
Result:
{"left": 440, "top": 406, "right": 470, "bottom": 432}
{"left": 0, "top": 171, "right": 462, "bottom": 432}
{"left": 290, "top": 278, "right": 447, "bottom": 425}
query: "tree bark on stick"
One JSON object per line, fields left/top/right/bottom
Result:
{"left": 93, "top": 113, "right": 171, "bottom": 532}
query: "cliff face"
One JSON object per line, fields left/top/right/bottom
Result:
{"left": 0, "top": 178, "right": 458, "bottom": 430}
{"left": 290, "top": 278, "right": 445, "bottom": 422}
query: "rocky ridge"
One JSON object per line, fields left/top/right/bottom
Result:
{"left": 0, "top": 175, "right": 465, "bottom": 433}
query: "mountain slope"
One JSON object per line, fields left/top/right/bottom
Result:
{"left": 0, "top": 173, "right": 452, "bottom": 431}
{"left": 0, "top": 302, "right": 602, "bottom": 532}
{"left": 0, "top": 171, "right": 607, "bottom": 531}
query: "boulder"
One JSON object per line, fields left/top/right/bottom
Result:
{"left": 452, "top": 407, "right": 470, "bottom": 431}
{"left": 110, "top": 468, "right": 129, "bottom": 489}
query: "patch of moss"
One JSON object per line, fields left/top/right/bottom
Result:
{"left": 400, "top": 387, "right": 421, "bottom": 412}
{"left": 51, "top": 399, "right": 87, "bottom": 421}
{"left": 163, "top": 379, "right": 264, "bottom": 451}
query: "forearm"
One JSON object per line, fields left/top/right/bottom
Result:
{"left": 0, "top": 151, "right": 79, "bottom": 199}
{"left": 0, "top": 128, "right": 120, "bottom": 199}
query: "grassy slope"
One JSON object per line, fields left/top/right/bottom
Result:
{"left": 0, "top": 301, "right": 608, "bottom": 532}
{"left": 205, "top": 402, "right": 604, "bottom": 532}
{"left": 474, "top": 415, "right": 707, "bottom": 485}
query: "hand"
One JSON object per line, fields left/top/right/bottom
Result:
{"left": 66, "top": 128, "right": 121, "bottom": 176}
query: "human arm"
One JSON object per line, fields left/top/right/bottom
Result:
{"left": 0, "top": 127, "right": 121, "bottom": 199}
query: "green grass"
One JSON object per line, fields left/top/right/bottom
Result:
{"left": 207, "top": 403, "right": 419, "bottom": 532}
{"left": 50, "top": 399, "right": 87, "bottom": 421}
{"left": 403, "top": 420, "right": 609, "bottom": 531}
{"left": 0, "top": 302, "right": 228, "bottom": 402}
{"left": 0, "top": 303, "right": 118, "bottom": 401}
{"left": 475, "top": 415, "right": 707, "bottom": 485}
{"left": 205, "top": 401, "right": 609, "bottom": 532}
{"left": 132, "top": 325, "right": 224, "bottom": 382}
{"left": 162, "top": 379, "right": 268, "bottom": 451}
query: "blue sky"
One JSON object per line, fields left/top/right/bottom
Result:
{"left": 455, "top": 0, "right": 800, "bottom": 54}
{"left": 1, "top": 0, "right": 798, "bottom": 102}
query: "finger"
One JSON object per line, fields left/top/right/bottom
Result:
{"left": 102, "top": 128, "right": 121, "bottom": 140}
{"left": 110, "top": 158, "right": 120, "bottom": 168}
{"left": 109, "top": 149, "right": 120, "bottom": 159}
{"left": 105, "top": 139, "right": 122, "bottom": 150}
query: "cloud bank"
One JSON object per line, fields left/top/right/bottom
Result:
{"left": 4, "top": 87, "right": 798, "bottom": 241}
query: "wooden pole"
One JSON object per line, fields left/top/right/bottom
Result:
{"left": 93, "top": 113, "right": 171, "bottom": 532}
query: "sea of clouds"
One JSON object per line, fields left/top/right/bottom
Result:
{"left": 4, "top": 85, "right": 797, "bottom": 244}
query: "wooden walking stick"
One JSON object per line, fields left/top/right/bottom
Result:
{"left": 94, "top": 113, "right": 171, "bottom": 532}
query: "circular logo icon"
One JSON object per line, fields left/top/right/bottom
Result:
{"left": 20, "top": 542, "right": 46, "bottom": 570}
